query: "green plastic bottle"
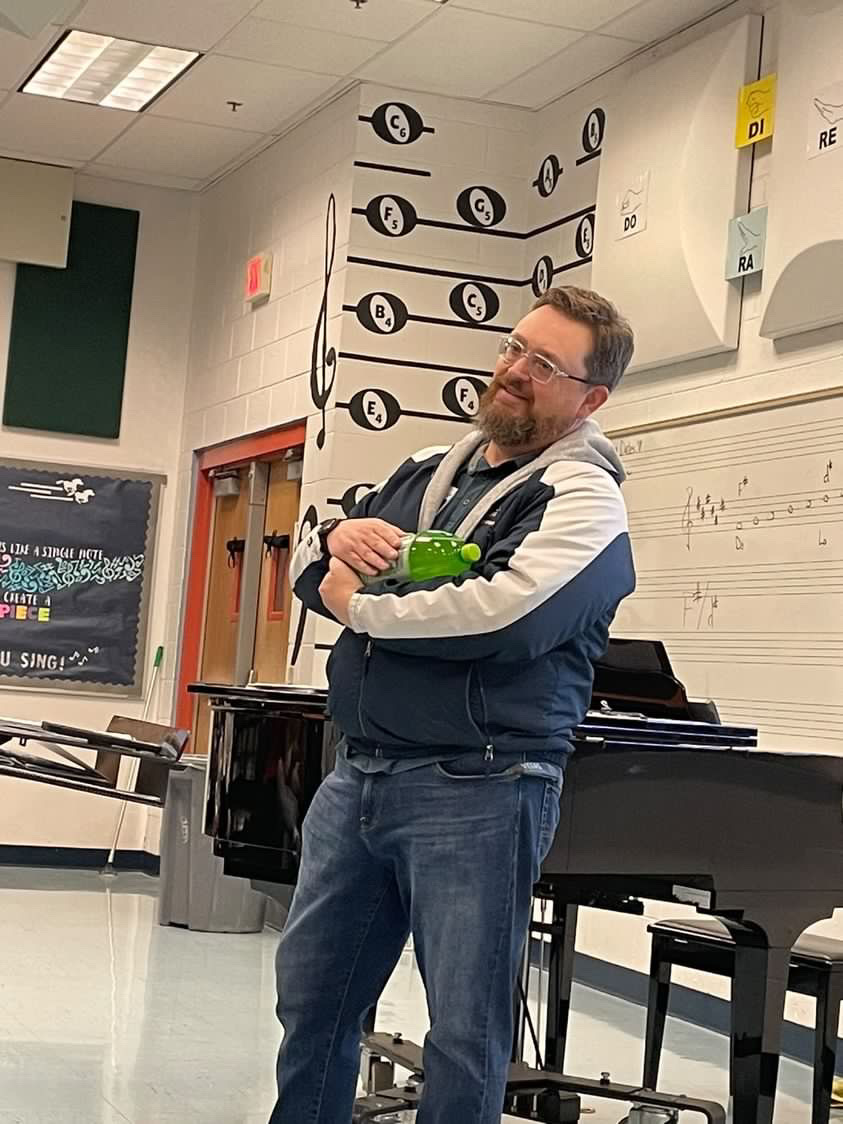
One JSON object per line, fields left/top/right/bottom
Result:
{"left": 360, "top": 530, "right": 482, "bottom": 585}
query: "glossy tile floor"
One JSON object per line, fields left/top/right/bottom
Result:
{"left": 0, "top": 868, "right": 822, "bottom": 1123}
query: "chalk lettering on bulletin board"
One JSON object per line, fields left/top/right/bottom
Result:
{"left": 0, "top": 460, "right": 162, "bottom": 696}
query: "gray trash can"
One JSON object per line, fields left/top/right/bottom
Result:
{"left": 158, "top": 757, "right": 267, "bottom": 933}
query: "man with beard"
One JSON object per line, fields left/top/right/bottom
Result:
{"left": 269, "top": 286, "right": 636, "bottom": 1124}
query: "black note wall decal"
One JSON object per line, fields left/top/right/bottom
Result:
{"left": 532, "top": 154, "right": 563, "bottom": 197}
{"left": 354, "top": 160, "right": 432, "bottom": 178}
{"left": 455, "top": 186, "right": 507, "bottom": 228}
{"left": 529, "top": 214, "right": 596, "bottom": 296}
{"left": 360, "top": 102, "right": 434, "bottom": 145}
{"left": 339, "top": 376, "right": 487, "bottom": 434}
{"left": 576, "top": 107, "right": 606, "bottom": 166}
{"left": 575, "top": 213, "right": 595, "bottom": 258}
{"left": 532, "top": 256, "right": 554, "bottom": 298}
{"left": 364, "top": 194, "right": 418, "bottom": 237}
{"left": 347, "top": 256, "right": 525, "bottom": 288}
{"left": 346, "top": 289, "right": 508, "bottom": 335}
{"left": 338, "top": 352, "right": 488, "bottom": 377}
{"left": 327, "top": 484, "right": 376, "bottom": 517}
{"left": 448, "top": 282, "right": 500, "bottom": 324}
{"left": 355, "top": 196, "right": 594, "bottom": 242}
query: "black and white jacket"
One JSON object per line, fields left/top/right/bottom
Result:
{"left": 292, "top": 419, "right": 636, "bottom": 761}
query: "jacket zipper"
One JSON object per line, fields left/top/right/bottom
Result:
{"left": 475, "top": 665, "right": 495, "bottom": 762}
{"left": 357, "top": 638, "right": 373, "bottom": 743}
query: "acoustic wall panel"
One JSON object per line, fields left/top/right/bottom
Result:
{"left": 760, "top": 1, "right": 843, "bottom": 340}
{"left": 0, "top": 158, "right": 73, "bottom": 269}
{"left": 591, "top": 15, "right": 759, "bottom": 372}
{"left": 4, "top": 201, "right": 139, "bottom": 438}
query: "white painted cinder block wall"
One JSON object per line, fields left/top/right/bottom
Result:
{"left": 0, "top": 175, "right": 198, "bottom": 850}
{"left": 171, "top": 86, "right": 361, "bottom": 702}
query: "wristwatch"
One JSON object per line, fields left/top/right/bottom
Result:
{"left": 316, "top": 517, "right": 342, "bottom": 555}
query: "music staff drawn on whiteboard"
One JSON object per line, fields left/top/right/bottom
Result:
{"left": 641, "top": 481, "right": 843, "bottom": 547}
{"left": 682, "top": 580, "right": 719, "bottom": 629}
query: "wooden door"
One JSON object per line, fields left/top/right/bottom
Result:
{"left": 192, "top": 468, "right": 250, "bottom": 753}
{"left": 253, "top": 462, "right": 301, "bottom": 684}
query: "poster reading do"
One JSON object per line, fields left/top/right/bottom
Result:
{"left": 0, "top": 460, "right": 162, "bottom": 696}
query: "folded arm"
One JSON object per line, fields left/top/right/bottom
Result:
{"left": 347, "top": 470, "right": 635, "bottom": 662}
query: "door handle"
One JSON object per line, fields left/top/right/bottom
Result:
{"left": 263, "top": 532, "right": 290, "bottom": 557}
{"left": 226, "top": 537, "right": 246, "bottom": 567}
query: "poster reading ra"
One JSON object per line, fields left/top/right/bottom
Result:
{"left": 0, "top": 461, "right": 162, "bottom": 696}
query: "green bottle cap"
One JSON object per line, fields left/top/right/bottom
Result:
{"left": 460, "top": 543, "right": 481, "bottom": 563}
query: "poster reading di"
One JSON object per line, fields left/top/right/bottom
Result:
{"left": 0, "top": 460, "right": 163, "bottom": 696}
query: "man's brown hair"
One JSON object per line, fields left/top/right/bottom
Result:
{"left": 531, "top": 286, "right": 634, "bottom": 391}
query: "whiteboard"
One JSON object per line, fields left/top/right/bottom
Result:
{"left": 611, "top": 394, "right": 843, "bottom": 754}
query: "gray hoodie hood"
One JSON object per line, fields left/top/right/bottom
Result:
{"left": 418, "top": 417, "right": 625, "bottom": 536}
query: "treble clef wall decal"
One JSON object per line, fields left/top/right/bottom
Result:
{"left": 310, "top": 193, "right": 338, "bottom": 449}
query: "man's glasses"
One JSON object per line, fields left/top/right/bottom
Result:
{"left": 497, "top": 335, "right": 592, "bottom": 385}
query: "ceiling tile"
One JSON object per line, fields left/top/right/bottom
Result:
{"left": 97, "top": 116, "right": 265, "bottom": 179}
{"left": 450, "top": 0, "right": 642, "bottom": 33}
{"left": 149, "top": 55, "right": 338, "bottom": 133}
{"left": 217, "top": 17, "right": 386, "bottom": 72}
{"left": 81, "top": 164, "right": 202, "bottom": 191}
{"left": 489, "top": 33, "right": 636, "bottom": 107}
{"left": 600, "top": 0, "right": 729, "bottom": 43}
{"left": 0, "top": 94, "right": 134, "bottom": 162}
{"left": 72, "top": 0, "right": 262, "bottom": 51}
{"left": 357, "top": 8, "right": 584, "bottom": 99}
{"left": 254, "top": 0, "right": 433, "bottom": 41}
{"left": 0, "top": 24, "right": 61, "bottom": 90}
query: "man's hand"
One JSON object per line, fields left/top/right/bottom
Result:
{"left": 319, "top": 557, "right": 364, "bottom": 627}
{"left": 326, "top": 518, "right": 405, "bottom": 576}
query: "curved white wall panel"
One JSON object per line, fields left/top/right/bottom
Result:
{"left": 760, "top": 1, "right": 843, "bottom": 340}
{"left": 591, "top": 16, "right": 759, "bottom": 372}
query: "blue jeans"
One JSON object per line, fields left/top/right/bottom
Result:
{"left": 268, "top": 750, "right": 562, "bottom": 1124}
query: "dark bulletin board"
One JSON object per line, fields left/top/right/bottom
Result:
{"left": 3, "top": 200, "right": 139, "bottom": 439}
{"left": 0, "top": 459, "right": 163, "bottom": 696}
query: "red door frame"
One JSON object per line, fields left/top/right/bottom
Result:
{"left": 175, "top": 423, "right": 307, "bottom": 730}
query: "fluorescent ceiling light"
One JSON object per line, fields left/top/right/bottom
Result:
{"left": 21, "top": 30, "right": 199, "bottom": 112}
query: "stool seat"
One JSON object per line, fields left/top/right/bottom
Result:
{"left": 649, "top": 917, "right": 843, "bottom": 965}
{"left": 644, "top": 917, "right": 843, "bottom": 1124}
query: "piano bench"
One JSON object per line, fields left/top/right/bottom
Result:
{"left": 643, "top": 917, "right": 843, "bottom": 1124}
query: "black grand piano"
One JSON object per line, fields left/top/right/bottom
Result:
{"left": 191, "top": 639, "right": 843, "bottom": 1124}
